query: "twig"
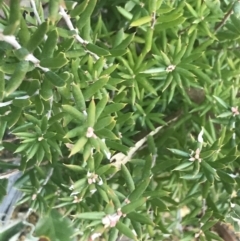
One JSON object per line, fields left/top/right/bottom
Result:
{"left": 30, "top": 0, "right": 41, "bottom": 25}
{"left": 59, "top": 6, "right": 88, "bottom": 45}
{"left": 47, "top": 96, "right": 53, "bottom": 119}
{"left": 214, "top": 5, "right": 233, "bottom": 33}
{"left": 0, "top": 34, "right": 21, "bottom": 49}
{"left": 32, "top": 168, "right": 54, "bottom": 200}
{"left": 110, "top": 114, "right": 180, "bottom": 170}
{"left": 151, "top": 11, "right": 156, "bottom": 29}
{"left": 59, "top": 5, "right": 101, "bottom": 61}
{"left": 0, "top": 169, "right": 20, "bottom": 179}
{"left": 0, "top": 32, "right": 49, "bottom": 72}
{"left": 0, "top": 157, "right": 20, "bottom": 162}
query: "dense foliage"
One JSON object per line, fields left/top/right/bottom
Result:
{"left": 1, "top": 0, "right": 240, "bottom": 240}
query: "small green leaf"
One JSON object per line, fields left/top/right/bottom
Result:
{"left": 45, "top": 71, "right": 65, "bottom": 87}
{"left": 3, "top": 0, "right": 21, "bottom": 35}
{"left": 26, "top": 143, "right": 40, "bottom": 161}
{"left": 95, "top": 128, "right": 118, "bottom": 140}
{"left": 40, "top": 52, "right": 68, "bottom": 68}
{"left": 62, "top": 105, "right": 86, "bottom": 121}
{"left": 109, "top": 49, "right": 128, "bottom": 57}
{"left": 69, "top": 137, "right": 88, "bottom": 157}
{"left": 185, "top": 2, "right": 198, "bottom": 18}
{"left": 14, "top": 142, "right": 32, "bottom": 153}
{"left": 63, "top": 164, "right": 85, "bottom": 173}
{"left": 72, "top": 83, "right": 86, "bottom": 111}
{"left": 40, "top": 77, "right": 53, "bottom": 100}
{"left": 26, "top": 22, "right": 48, "bottom": 52}
{"left": 201, "top": 161, "right": 216, "bottom": 176}
{"left": 213, "top": 96, "right": 229, "bottom": 109}
{"left": 71, "top": 178, "right": 87, "bottom": 190}
{"left": 92, "top": 56, "right": 105, "bottom": 76}
{"left": 95, "top": 93, "right": 109, "bottom": 119}
{"left": 95, "top": 116, "right": 114, "bottom": 131}
{"left": 121, "top": 197, "right": 146, "bottom": 214}
{"left": 101, "top": 64, "right": 118, "bottom": 76}
{"left": 174, "top": 162, "right": 193, "bottom": 171}
{"left": 83, "top": 76, "right": 109, "bottom": 99}
{"left": 12, "top": 98, "right": 31, "bottom": 108}
{"left": 115, "top": 33, "right": 135, "bottom": 49}
{"left": 7, "top": 107, "right": 22, "bottom": 128}
{"left": 130, "top": 16, "right": 152, "bottom": 27}
{"left": 5, "top": 61, "right": 29, "bottom": 96}
{"left": 158, "top": 11, "right": 183, "bottom": 22}
{"left": 103, "top": 103, "right": 126, "bottom": 115}
{"left": 168, "top": 148, "right": 190, "bottom": 157}
{"left": 34, "top": 95, "right": 44, "bottom": 115}
{"left": 116, "top": 6, "right": 132, "bottom": 20}
{"left": 160, "top": 51, "right": 171, "bottom": 66}
{"left": 96, "top": 164, "right": 112, "bottom": 175}
{"left": 121, "top": 164, "right": 135, "bottom": 192}
{"left": 140, "top": 67, "right": 166, "bottom": 74}
{"left": 116, "top": 221, "right": 137, "bottom": 241}
{"left": 76, "top": 0, "right": 97, "bottom": 29}
{"left": 144, "top": 27, "right": 154, "bottom": 53}
{"left": 217, "top": 170, "right": 235, "bottom": 184}
{"left": 162, "top": 73, "right": 173, "bottom": 92}
{"left": 105, "top": 140, "right": 129, "bottom": 153}
{"left": 86, "top": 43, "right": 110, "bottom": 56}
{"left": 191, "top": 68, "right": 212, "bottom": 84}
{"left": 217, "top": 112, "right": 232, "bottom": 118}
{"left": 25, "top": 113, "right": 41, "bottom": 127}
{"left": 48, "top": 0, "right": 61, "bottom": 23}
{"left": 87, "top": 99, "right": 96, "bottom": 127}
{"left": 155, "top": 17, "right": 186, "bottom": 31}
{"left": 138, "top": 77, "right": 158, "bottom": 94}
{"left": 75, "top": 212, "right": 105, "bottom": 220}
{"left": 129, "top": 177, "right": 151, "bottom": 201}
{"left": 64, "top": 126, "right": 86, "bottom": 139}
{"left": 70, "top": 0, "right": 88, "bottom": 17}
{"left": 127, "top": 212, "right": 154, "bottom": 225}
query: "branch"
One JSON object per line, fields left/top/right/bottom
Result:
{"left": 110, "top": 114, "right": 180, "bottom": 170}
{"left": 0, "top": 32, "right": 49, "bottom": 72}
{"left": 32, "top": 168, "right": 54, "bottom": 200}
{"left": 59, "top": 5, "right": 100, "bottom": 61}
{"left": 0, "top": 169, "right": 20, "bottom": 179}
{"left": 59, "top": 5, "right": 88, "bottom": 45}
{"left": 0, "top": 34, "right": 21, "bottom": 49}
{"left": 30, "top": 0, "right": 42, "bottom": 25}
{"left": 0, "top": 32, "right": 52, "bottom": 117}
{"left": 214, "top": 5, "right": 234, "bottom": 33}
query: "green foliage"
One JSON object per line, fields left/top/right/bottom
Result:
{"left": 1, "top": 0, "right": 240, "bottom": 240}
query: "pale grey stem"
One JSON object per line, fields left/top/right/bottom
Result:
{"left": 59, "top": 5, "right": 88, "bottom": 45}
{"left": 59, "top": 5, "right": 101, "bottom": 61}
{"left": 47, "top": 96, "right": 53, "bottom": 119}
{"left": 32, "top": 168, "right": 54, "bottom": 200}
{"left": 30, "top": 0, "right": 42, "bottom": 25}
{"left": 0, "top": 32, "right": 49, "bottom": 72}
{"left": 111, "top": 114, "right": 180, "bottom": 170}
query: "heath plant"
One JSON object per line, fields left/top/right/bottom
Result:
{"left": 1, "top": 0, "right": 240, "bottom": 240}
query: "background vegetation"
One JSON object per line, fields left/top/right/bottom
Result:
{"left": 1, "top": 0, "right": 240, "bottom": 240}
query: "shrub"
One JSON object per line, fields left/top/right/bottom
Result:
{"left": 1, "top": 0, "right": 240, "bottom": 240}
